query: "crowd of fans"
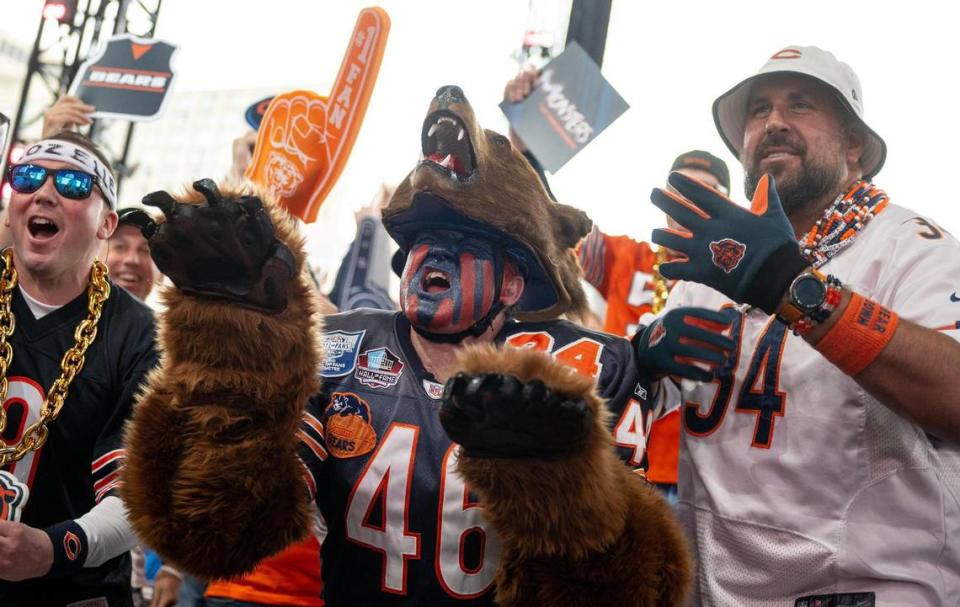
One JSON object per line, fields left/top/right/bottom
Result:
{"left": 1, "top": 42, "right": 958, "bottom": 607}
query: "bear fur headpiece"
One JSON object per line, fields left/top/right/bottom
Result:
{"left": 383, "top": 85, "right": 592, "bottom": 322}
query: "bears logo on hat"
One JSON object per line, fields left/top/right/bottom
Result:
{"left": 712, "top": 45, "right": 886, "bottom": 180}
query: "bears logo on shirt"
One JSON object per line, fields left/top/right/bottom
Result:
{"left": 0, "top": 470, "right": 30, "bottom": 522}
{"left": 648, "top": 321, "right": 667, "bottom": 347}
{"left": 322, "top": 392, "right": 377, "bottom": 458}
{"left": 709, "top": 239, "right": 746, "bottom": 274}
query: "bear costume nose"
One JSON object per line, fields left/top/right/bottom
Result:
{"left": 435, "top": 85, "right": 466, "bottom": 107}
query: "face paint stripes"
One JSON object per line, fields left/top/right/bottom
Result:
{"left": 400, "top": 232, "right": 502, "bottom": 337}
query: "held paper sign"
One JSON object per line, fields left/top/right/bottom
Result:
{"left": 68, "top": 34, "right": 178, "bottom": 121}
{"left": 500, "top": 42, "right": 628, "bottom": 173}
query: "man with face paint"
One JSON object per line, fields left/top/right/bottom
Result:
{"left": 399, "top": 230, "right": 522, "bottom": 359}
{"left": 124, "top": 86, "right": 692, "bottom": 606}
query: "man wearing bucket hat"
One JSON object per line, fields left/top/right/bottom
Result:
{"left": 639, "top": 46, "right": 960, "bottom": 604}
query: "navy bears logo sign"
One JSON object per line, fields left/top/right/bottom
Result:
{"left": 69, "top": 34, "right": 178, "bottom": 121}
{"left": 709, "top": 238, "right": 746, "bottom": 274}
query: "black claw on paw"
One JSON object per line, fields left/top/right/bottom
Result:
{"left": 192, "top": 178, "right": 222, "bottom": 205}
{"left": 143, "top": 179, "right": 295, "bottom": 314}
{"left": 142, "top": 190, "right": 177, "bottom": 217}
{"left": 440, "top": 372, "right": 593, "bottom": 460}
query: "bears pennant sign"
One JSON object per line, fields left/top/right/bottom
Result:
{"left": 68, "top": 34, "right": 178, "bottom": 121}
{"left": 246, "top": 7, "right": 390, "bottom": 223}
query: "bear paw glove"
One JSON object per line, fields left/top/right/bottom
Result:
{"left": 439, "top": 372, "right": 593, "bottom": 459}
{"left": 650, "top": 172, "right": 809, "bottom": 314}
{"left": 142, "top": 179, "right": 295, "bottom": 314}
{"left": 633, "top": 307, "right": 736, "bottom": 383}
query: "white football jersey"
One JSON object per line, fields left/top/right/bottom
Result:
{"left": 663, "top": 204, "right": 960, "bottom": 606}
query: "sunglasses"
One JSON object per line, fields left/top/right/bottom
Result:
{"left": 7, "top": 163, "right": 102, "bottom": 200}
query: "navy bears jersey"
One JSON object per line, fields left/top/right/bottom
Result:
{"left": 0, "top": 283, "right": 158, "bottom": 607}
{"left": 299, "top": 310, "right": 653, "bottom": 606}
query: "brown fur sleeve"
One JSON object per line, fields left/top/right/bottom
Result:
{"left": 122, "top": 187, "right": 322, "bottom": 580}
{"left": 452, "top": 345, "right": 693, "bottom": 607}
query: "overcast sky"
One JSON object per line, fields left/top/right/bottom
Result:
{"left": 3, "top": 0, "right": 958, "bottom": 261}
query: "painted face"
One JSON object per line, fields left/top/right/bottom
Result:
{"left": 400, "top": 229, "right": 506, "bottom": 335}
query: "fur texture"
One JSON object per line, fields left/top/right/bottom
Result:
{"left": 122, "top": 183, "right": 321, "bottom": 579}
{"left": 452, "top": 345, "right": 693, "bottom": 606}
{"left": 383, "top": 91, "right": 592, "bottom": 322}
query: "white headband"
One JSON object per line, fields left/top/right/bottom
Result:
{"left": 18, "top": 139, "right": 118, "bottom": 209}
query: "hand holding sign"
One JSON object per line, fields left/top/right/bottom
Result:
{"left": 499, "top": 42, "right": 628, "bottom": 173}
{"left": 41, "top": 96, "right": 95, "bottom": 137}
{"left": 245, "top": 7, "right": 390, "bottom": 223}
{"left": 67, "top": 34, "right": 178, "bottom": 122}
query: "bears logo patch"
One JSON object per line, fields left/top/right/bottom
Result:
{"left": 322, "top": 392, "right": 378, "bottom": 458}
{"left": 709, "top": 239, "right": 746, "bottom": 274}
{"left": 64, "top": 530, "right": 82, "bottom": 561}
{"left": 0, "top": 470, "right": 30, "bottom": 522}
{"left": 648, "top": 321, "right": 667, "bottom": 347}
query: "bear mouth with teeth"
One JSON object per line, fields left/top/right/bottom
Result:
{"left": 420, "top": 110, "right": 477, "bottom": 182}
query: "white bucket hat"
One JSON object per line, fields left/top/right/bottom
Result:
{"left": 713, "top": 46, "right": 887, "bottom": 180}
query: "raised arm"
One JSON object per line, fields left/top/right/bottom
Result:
{"left": 122, "top": 180, "right": 323, "bottom": 579}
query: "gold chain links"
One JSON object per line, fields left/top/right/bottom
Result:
{"left": 651, "top": 247, "right": 671, "bottom": 315}
{"left": 0, "top": 248, "right": 110, "bottom": 468}
{"left": 0, "top": 251, "right": 17, "bottom": 441}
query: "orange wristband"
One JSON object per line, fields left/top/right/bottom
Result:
{"left": 815, "top": 292, "right": 899, "bottom": 376}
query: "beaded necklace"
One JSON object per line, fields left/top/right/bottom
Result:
{"left": 800, "top": 180, "right": 889, "bottom": 268}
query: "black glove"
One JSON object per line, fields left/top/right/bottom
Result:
{"left": 633, "top": 307, "right": 736, "bottom": 383}
{"left": 143, "top": 179, "right": 295, "bottom": 314}
{"left": 439, "top": 372, "right": 593, "bottom": 459}
{"left": 650, "top": 172, "right": 809, "bottom": 314}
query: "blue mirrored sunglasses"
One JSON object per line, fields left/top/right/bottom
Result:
{"left": 7, "top": 163, "right": 100, "bottom": 200}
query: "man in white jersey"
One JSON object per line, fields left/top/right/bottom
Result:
{"left": 632, "top": 46, "right": 960, "bottom": 606}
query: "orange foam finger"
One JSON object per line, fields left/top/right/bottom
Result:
{"left": 246, "top": 7, "right": 390, "bottom": 222}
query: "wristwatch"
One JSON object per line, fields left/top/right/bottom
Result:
{"left": 776, "top": 268, "right": 829, "bottom": 325}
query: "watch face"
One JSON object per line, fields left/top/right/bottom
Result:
{"left": 792, "top": 274, "right": 827, "bottom": 310}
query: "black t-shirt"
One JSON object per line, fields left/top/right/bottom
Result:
{"left": 0, "top": 281, "right": 158, "bottom": 607}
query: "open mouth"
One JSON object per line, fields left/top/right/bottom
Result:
{"left": 420, "top": 110, "right": 476, "bottom": 181}
{"left": 27, "top": 217, "right": 60, "bottom": 239}
{"left": 115, "top": 272, "right": 142, "bottom": 285}
{"left": 421, "top": 266, "right": 452, "bottom": 293}
{"left": 762, "top": 150, "right": 798, "bottom": 160}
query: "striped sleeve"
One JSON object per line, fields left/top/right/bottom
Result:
{"left": 297, "top": 407, "right": 328, "bottom": 502}
{"left": 578, "top": 225, "right": 607, "bottom": 291}
{"left": 91, "top": 448, "right": 125, "bottom": 503}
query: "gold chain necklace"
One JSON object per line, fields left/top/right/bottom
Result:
{"left": 0, "top": 248, "right": 110, "bottom": 467}
{"left": 650, "top": 246, "right": 671, "bottom": 314}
